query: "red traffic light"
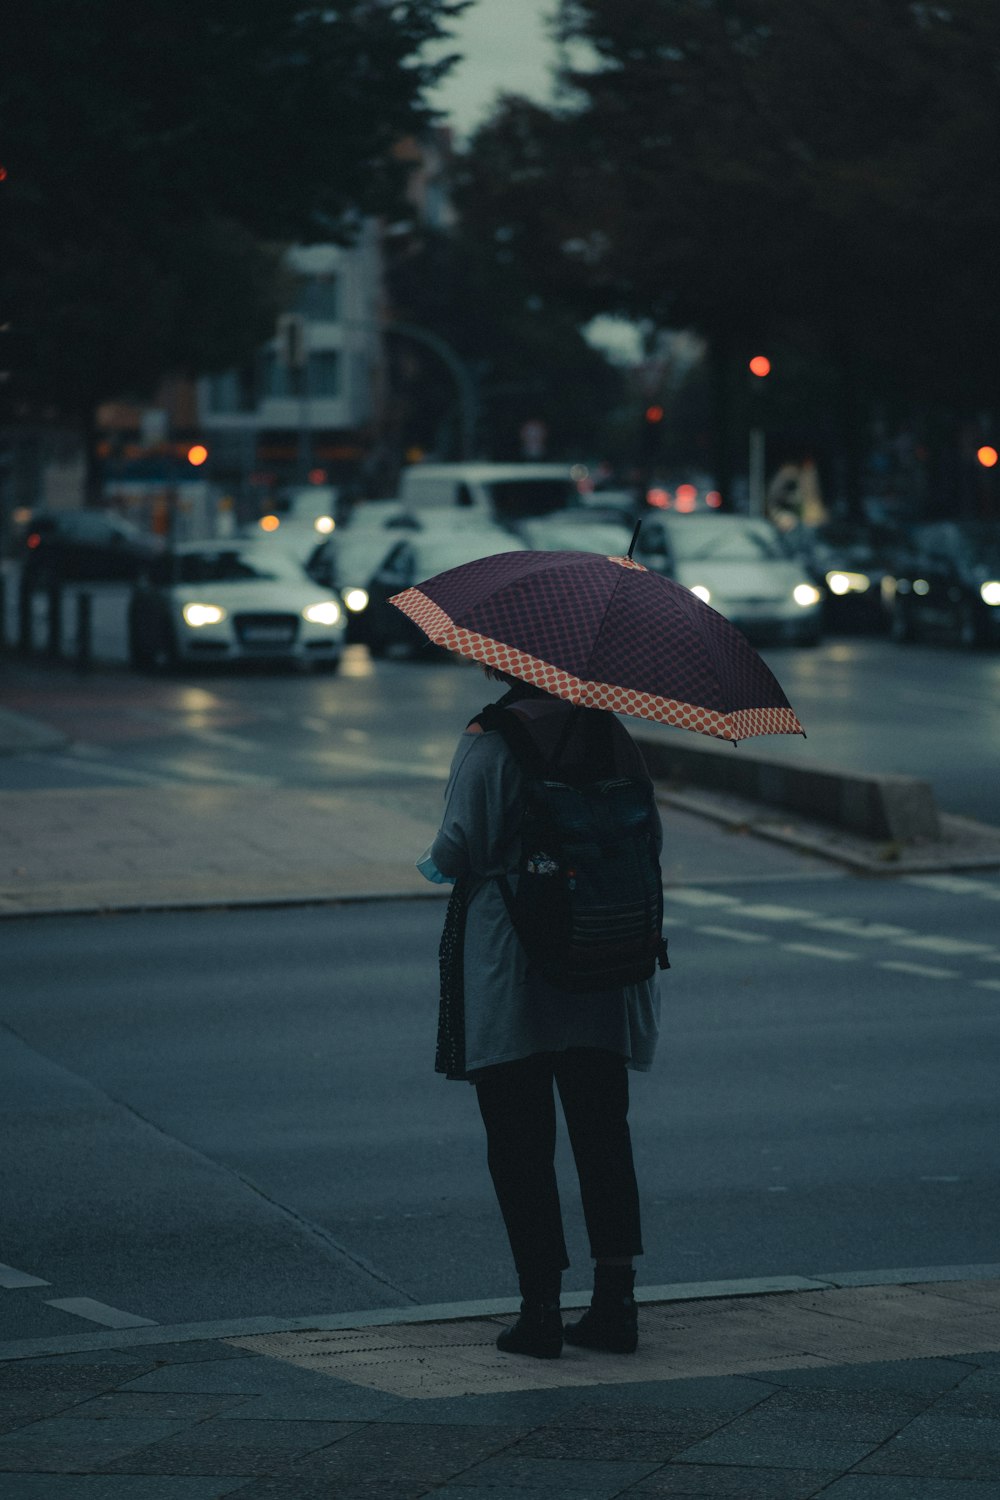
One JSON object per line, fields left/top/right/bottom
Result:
{"left": 644, "top": 405, "right": 664, "bottom": 423}
{"left": 749, "top": 355, "right": 771, "bottom": 378}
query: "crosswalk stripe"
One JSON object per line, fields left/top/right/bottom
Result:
{"left": 783, "top": 942, "right": 856, "bottom": 961}
{"left": 878, "top": 961, "right": 958, "bottom": 980}
{"left": 695, "top": 924, "right": 769, "bottom": 944}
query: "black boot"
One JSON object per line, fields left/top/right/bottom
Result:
{"left": 564, "top": 1264, "right": 638, "bottom": 1354}
{"left": 496, "top": 1273, "right": 563, "bottom": 1359}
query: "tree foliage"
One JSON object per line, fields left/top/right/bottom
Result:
{"left": 386, "top": 227, "right": 625, "bottom": 460}
{"left": 459, "top": 0, "right": 1000, "bottom": 415}
{"left": 1, "top": 0, "right": 465, "bottom": 418}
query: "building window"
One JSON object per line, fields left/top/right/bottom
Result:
{"left": 260, "top": 350, "right": 293, "bottom": 399}
{"left": 207, "top": 367, "right": 255, "bottom": 413}
{"left": 308, "top": 351, "right": 340, "bottom": 397}
{"left": 295, "top": 275, "right": 339, "bottom": 321}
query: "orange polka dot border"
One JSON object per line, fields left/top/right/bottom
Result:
{"left": 390, "top": 586, "right": 805, "bottom": 741}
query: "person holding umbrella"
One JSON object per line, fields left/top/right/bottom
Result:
{"left": 394, "top": 535, "right": 804, "bottom": 1361}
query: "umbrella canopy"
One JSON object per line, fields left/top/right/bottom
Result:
{"left": 389, "top": 547, "right": 804, "bottom": 741}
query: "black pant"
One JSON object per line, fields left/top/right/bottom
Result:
{"left": 474, "top": 1048, "right": 643, "bottom": 1281}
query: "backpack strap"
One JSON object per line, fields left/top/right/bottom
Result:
{"left": 473, "top": 700, "right": 549, "bottom": 777}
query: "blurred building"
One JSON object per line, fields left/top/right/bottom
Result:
{"left": 196, "top": 230, "right": 383, "bottom": 509}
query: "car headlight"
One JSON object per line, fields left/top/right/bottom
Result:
{"left": 980, "top": 580, "right": 1000, "bottom": 607}
{"left": 343, "top": 587, "right": 370, "bottom": 613}
{"left": 826, "top": 570, "right": 870, "bottom": 595}
{"left": 689, "top": 584, "right": 711, "bottom": 605}
{"left": 182, "top": 603, "right": 227, "bottom": 627}
{"left": 793, "top": 583, "right": 822, "bottom": 608}
{"left": 303, "top": 600, "right": 342, "bottom": 626}
{"left": 313, "top": 516, "right": 336, "bottom": 535}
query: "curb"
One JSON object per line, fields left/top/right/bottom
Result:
{"left": 3, "top": 1262, "right": 999, "bottom": 1364}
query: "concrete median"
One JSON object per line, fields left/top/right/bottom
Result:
{"left": 635, "top": 730, "right": 942, "bottom": 843}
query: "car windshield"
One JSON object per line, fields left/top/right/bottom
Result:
{"left": 488, "top": 479, "right": 579, "bottom": 520}
{"left": 666, "top": 519, "right": 789, "bottom": 563}
{"left": 156, "top": 551, "right": 296, "bottom": 585}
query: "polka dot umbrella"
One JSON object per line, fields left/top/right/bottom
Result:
{"left": 389, "top": 542, "right": 804, "bottom": 742}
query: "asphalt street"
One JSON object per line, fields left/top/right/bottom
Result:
{"left": 3, "top": 870, "right": 999, "bottom": 1348}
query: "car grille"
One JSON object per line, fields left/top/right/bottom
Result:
{"left": 233, "top": 613, "right": 299, "bottom": 647}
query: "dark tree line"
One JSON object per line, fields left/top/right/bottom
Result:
{"left": 455, "top": 0, "right": 1000, "bottom": 511}
{"left": 1, "top": 0, "right": 464, "bottom": 445}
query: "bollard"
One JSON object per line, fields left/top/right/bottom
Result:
{"left": 75, "top": 591, "right": 93, "bottom": 673}
{"left": 46, "top": 581, "right": 64, "bottom": 658}
{"left": 18, "top": 574, "right": 34, "bottom": 654}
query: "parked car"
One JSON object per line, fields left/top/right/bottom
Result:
{"left": 18, "top": 509, "right": 163, "bottom": 586}
{"left": 800, "top": 520, "right": 903, "bottom": 632}
{"left": 127, "top": 542, "right": 345, "bottom": 671}
{"left": 244, "top": 485, "right": 341, "bottom": 558}
{"left": 398, "top": 463, "right": 580, "bottom": 524}
{"left": 633, "top": 513, "right": 824, "bottom": 645}
{"left": 306, "top": 504, "right": 420, "bottom": 642}
{"left": 362, "top": 522, "right": 528, "bottom": 659}
{"left": 516, "top": 508, "right": 633, "bottom": 555}
{"left": 882, "top": 521, "right": 1000, "bottom": 647}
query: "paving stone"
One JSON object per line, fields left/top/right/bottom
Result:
{"left": 289, "top": 1421, "right": 523, "bottom": 1485}
{"left": 97, "top": 1416, "right": 359, "bottom": 1477}
{"left": 0, "top": 1478, "right": 249, "bottom": 1499}
{"left": 0, "top": 1358, "right": 157, "bottom": 1393}
{"left": 0, "top": 1414, "right": 194, "bottom": 1472}
{"left": 759, "top": 1358, "right": 980, "bottom": 1397}
{"left": 507, "top": 1426, "right": 713, "bottom": 1462}
{"left": 819, "top": 1477, "right": 1000, "bottom": 1499}
{"left": 128, "top": 1342, "right": 257, "bottom": 1366}
{"left": 627, "top": 1466, "right": 838, "bottom": 1497}
{"left": 386, "top": 1384, "right": 592, "bottom": 1427}
{"left": 214, "top": 1387, "right": 406, "bottom": 1422}
{"left": 230, "top": 1480, "right": 431, "bottom": 1500}
{"left": 65, "top": 1391, "right": 252, "bottom": 1421}
{"left": 428, "top": 1455, "right": 662, "bottom": 1496}
{"left": 122, "top": 1357, "right": 356, "bottom": 1398}
{"left": 0, "top": 1389, "right": 92, "bottom": 1433}
{"left": 854, "top": 1411, "right": 1000, "bottom": 1481}
{"left": 666, "top": 1423, "right": 882, "bottom": 1472}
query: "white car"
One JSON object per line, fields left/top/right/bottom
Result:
{"left": 127, "top": 542, "right": 346, "bottom": 671}
{"left": 243, "top": 486, "right": 341, "bottom": 559}
{"left": 634, "top": 513, "right": 824, "bottom": 645}
{"left": 515, "top": 509, "right": 633, "bottom": 556}
{"left": 363, "top": 521, "right": 528, "bottom": 658}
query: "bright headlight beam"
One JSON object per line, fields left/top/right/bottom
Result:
{"left": 793, "top": 583, "right": 822, "bottom": 607}
{"left": 182, "top": 603, "right": 226, "bottom": 628}
{"left": 981, "top": 580, "right": 1000, "bottom": 607}
{"left": 303, "top": 600, "right": 342, "bottom": 626}
{"left": 826, "top": 570, "right": 870, "bottom": 595}
{"left": 343, "top": 588, "right": 370, "bottom": 613}
{"left": 689, "top": 584, "right": 711, "bottom": 604}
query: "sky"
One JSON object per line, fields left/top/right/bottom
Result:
{"left": 423, "top": 1, "right": 642, "bottom": 364}
{"left": 424, "top": 0, "right": 562, "bottom": 139}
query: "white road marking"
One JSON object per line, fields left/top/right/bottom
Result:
{"left": 782, "top": 942, "right": 857, "bottom": 961}
{"left": 695, "top": 924, "right": 769, "bottom": 944}
{"left": 921, "top": 1175, "right": 962, "bottom": 1183}
{"left": 906, "top": 875, "right": 1000, "bottom": 901}
{"left": 878, "top": 960, "right": 959, "bottom": 980}
{"left": 45, "top": 1297, "right": 158, "bottom": 1329}
{"left": 737, "top": 904, "right": 817, "bottom": 922}
{"left": 0, "top": 1262, "right": 49, "bottom": 1289}
{"left": 974, "top": 978, "right": 1000, "bottom": 992}
{"left": 807, "top": 918, "right": 913, "bottom": 940}
{"left": 668, "top": 889, "right": 739, "bottom": 908}
{"left": 892, "top": 935, "right": 996, "bottom": 957}
{"left": 21, "top": 753, "right": 180, "bottom": 788}
{"left": 142, "top": 757, "right": 278, "bottom": 788}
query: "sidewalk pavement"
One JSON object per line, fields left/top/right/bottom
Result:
{"left": 2, "top": 1269, "right": 1000, "bottom": 1495}
{"left": 2, "top": 702, "right": 1000, "bottom": 918}
{"left": 4, "top": 702, "right": 1000, "bottom": 1493}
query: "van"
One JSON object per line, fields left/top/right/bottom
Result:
{"left": 397, "top": 464, "right": 580, "bottom": 524}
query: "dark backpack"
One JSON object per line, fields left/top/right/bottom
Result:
{"left": 475, "top": 701, "right": 670, "bottom": 993}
